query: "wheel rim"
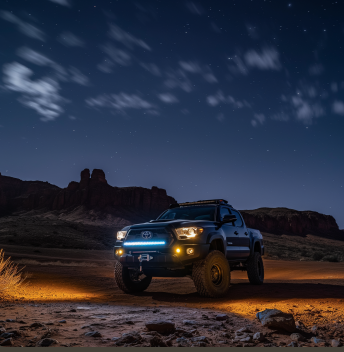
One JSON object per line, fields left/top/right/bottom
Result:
{"left": 129, "top": 270, "right": 146, "bottom": 282}
{"left": 210, "top": 264, "right": 223, "bottom": 286}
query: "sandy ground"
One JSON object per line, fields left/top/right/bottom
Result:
{"left": 1, "top": 244, "right": 344, "bottom": 347}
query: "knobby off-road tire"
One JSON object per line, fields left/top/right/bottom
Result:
{"left": 247, "top": 252, "right": 264, "bottom": 285}
{"left": 114, "top": 261, "right": 152, "bottom": 293}
{"left": 192, "top": 250, "right": 231, "bottom": 298}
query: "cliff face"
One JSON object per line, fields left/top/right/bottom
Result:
{"left": 240, "top": 207, "right": 340, "bottom": 236}
{"left": 0, "top": 169, "right": 176, "bottom": 219}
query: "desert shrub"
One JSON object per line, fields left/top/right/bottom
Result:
{"left": 312, "top": 252, "right": 324, "bottom": 261}
{"left": 0, "top": 249, "right": 26, "bottom": 294}
{"left": 322, "top": 255, "right": 339, "bottom": 263}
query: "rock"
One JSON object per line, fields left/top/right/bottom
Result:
{"left": 215, "top": 314, "right": 228, "bottom": 321}
{"left": 288, "top": 341, "right": 299, "bottom": 347}
{"left": 113, "top": 331, "right": 142, "bottom": 346}
{"left": 5, "top": 319, "right": 16, "bottom": 322}
{"left": 0, "top": 328, "right": 5, "bottom": 334}
{"left": 58, "top": 320, "right": 66, "bottom": 323}
{"left": 183, "top": 320, "right": 199, "bottom": 326}
{"left": 290, "top": 333, "right": 306, "bottom": 342}
{"left": 0, "top": 332, "right": 14, "bottom": 339}
{"left": 256, "top": 309, "right": 296, "bottom": 332}
{"left": 236, "top": 327, "right": 253, "bottom": 333}
{"left": 176, "top": 336, "right": 190, "bottom": 346}
{"left": 69, "top": 309, "right": 77, "bottom": 312}
{"left": 37, "top": 338, "right": 58, "bottom": 347}
{"left": 80, "top": 169, "right": 90, "bottom": 181}
{"left": 85, "top": 331, "right": 102, "bottom": 337}
{"left": 77, "top": 307, "right": 91, "bottom": 310}
{"left": 331, "top": 339, "right": 341, "bottom": 347}
{"left": 30, "top": 322, "right": 44, "bottom": 328}
{"left": 0, "top": 338, "right": 13, "bottom": 346}
{"left": 150, "top": 336, "right": 167, "bottom": 347}
{"left": 311, "top": 325, "right": 318, "bottom": 334}
{"left": 240, "top": 336, "right": 253, "bottom": 343}
{"left": 91, "top": 169, "right": 107, "bottom": 184}
{"left": 191, "top": 336, "right": 209, "bottom": 343}
{"left": 145, "top": 320, "right": 175, "bottom": 334}
{"left": 253, "top": 332, "right": 265, "bottom": 342}
{"left": 311, "top": 337, "right": 325, "bottom": 344}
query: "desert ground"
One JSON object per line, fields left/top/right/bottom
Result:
{"left": 1, "top": 244, "right": 344, "bottom": 347}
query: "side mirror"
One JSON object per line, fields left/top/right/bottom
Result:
{"left": 222, "top": 214, "right": 237, "bottom": 223}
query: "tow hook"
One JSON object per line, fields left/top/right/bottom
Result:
{"left": 138, "top": 254, "right": 153, "bottom": 272}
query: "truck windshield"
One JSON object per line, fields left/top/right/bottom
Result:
{"left": 158, "top": 206, "right": 216, "bottom": 221}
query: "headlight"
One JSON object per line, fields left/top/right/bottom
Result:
{"left": 175, "top": 227, "right": 203, "bottom": 239}
{"left": 117, "top": 231, "right": 127, "bottom": 240}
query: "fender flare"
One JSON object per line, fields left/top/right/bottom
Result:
{"left": 206, "top": 232, "right": 226, "bottom": 254}
{"left": 250, "top": 239, "right": 263, "bottom": 256}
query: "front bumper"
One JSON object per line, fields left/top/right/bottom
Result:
{"left": 114, "top": 243, "right": 210, "bottom": 268}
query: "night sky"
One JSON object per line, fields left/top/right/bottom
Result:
{"left": 1, "top": 0, "right": 344, "bottom": 228}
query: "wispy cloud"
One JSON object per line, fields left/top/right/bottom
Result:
{"left": 108, "top": 24, "right": 151, "bottom": 51}
{"left": 290, "top": 95, "right": 324, "bottom": 124}
{"left": 140, "top": 63, "right": 161, "bottom": 76}
{"left": 185, "top": 2, "right": 204, "bottom": 15}
{"left": 244, "top": 47, "right": 281, "bottom": 70}
{"left": 332, "top": 100, "right": 344, "bottom": 115}
{"left": 206, "top": 90, "right": 250, "bottom": 108}
{"left": 158, "top": 93, "right": 179, "bottom": 104}
{"left": 69, "top": 67, "right": 89, "bottom": 86}
{"left": 48, "top": 0, "right": 71, "bottom": 7}
{"left": 164, "top": 69, "right": 193, "bottom": 92}
{"left": 17, "top": 46, "right": 53, "bottom": 66}
{"left": 57, "top": 31, "right": 84, "bottom": 47}
{"left": 0, "top": 11, "right": 45, "bottom": 41}
{"left": 179, "top": 61, "right": 217, "bottom": 83}
{"left": 86, "top": 93, "right": 157, "bottom": 114}
{"left": 251, "top": 113, "right": 265, "bottom": 127}
{"left": 102, "top": 44, "right": 132, "bottom": 66}
{"left": 308, "top": 63, "right": 324, "bottom": 76}
{"left": 2, "top": 62, "right": 65, "bottom": 121}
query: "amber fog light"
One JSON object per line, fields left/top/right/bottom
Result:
{"left": 176, "top": 248, "right": 181, "bottom": 253}
{"left": 186, "top": 248, "right": 194, "bottom": 255}
{"left": 116, "top": 249, "right": 124, "bottom": 255}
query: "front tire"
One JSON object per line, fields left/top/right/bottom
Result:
{"left": 192, "top": 250, "right": 231, "bottom": 298}
{"left": 247, "top": 252, "right": 264, "bottom": 285}
{"left": 114, "top": 261, "right": 152, "bottom": 293}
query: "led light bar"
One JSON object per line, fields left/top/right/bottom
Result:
{"left": 123, "top": 241, "right": 166, "bottom": 246}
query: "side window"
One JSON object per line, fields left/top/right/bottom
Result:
{"left": 220, "top": 207, "right": 232, "bottom": 225}
{"left": 231, "top": 209, "right": 243, "bottom": 227}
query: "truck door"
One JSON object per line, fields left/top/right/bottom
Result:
{"left": 219, "top": 207, "right": 241, "bottom": 260}
{"left": 230, "top": 209, "right": 250, "bottom": 259}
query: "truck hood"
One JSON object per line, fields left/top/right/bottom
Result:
{"left": 121, "top": 219, "right": 215, "bottom": 231}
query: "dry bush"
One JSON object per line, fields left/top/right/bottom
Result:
{"left": 0, "top": 249, "right": 26, "bottom": 294}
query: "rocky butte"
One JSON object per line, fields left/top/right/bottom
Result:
{"left": 0, "top": 169, "right": 176, "bottom": 220}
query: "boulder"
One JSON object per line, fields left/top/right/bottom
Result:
{"left": 311, "top": 337, "right": 325, "bottom": 344}
{"left": 253, "top": 332, "right": 265, "bottom": 342}
{"left": 0, "top": 338, "right": 13, "bottom": 346}
{"left": 256, "top": 309, "right": 296, "bottom": 332}
{"left": 145, "top": 320, "right": 175, "bottom": 334}
{"left": 37, "top": 338, "right": 58, "bottom": 347}
{"left": 331, "top": 339, "right": 341, "bottom": 347}
{"left": 290, "top": 333, "right": 306, "bottom": 342}
{"left": 215, "top": 314, "right": 228, "bottom": 321}
{"left": 84, "top": 331, "right": 102, "bottom": 337}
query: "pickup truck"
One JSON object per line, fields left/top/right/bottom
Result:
{"left": 114, "top": 199, "right": 264, "bottom": 298}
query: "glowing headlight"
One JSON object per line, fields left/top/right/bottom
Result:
{"left": 117, "top": 231, "right": 127, "bottom": 240}
{"left": 175, "top": 227, "right": 203, "bottom": 239}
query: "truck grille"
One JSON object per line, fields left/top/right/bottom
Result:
{"left": 124, "top": 228, "right": 174, "bottom": 248}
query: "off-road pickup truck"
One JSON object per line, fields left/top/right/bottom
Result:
{"left": 114, "top": 199, "right": 264, "bottom": 297}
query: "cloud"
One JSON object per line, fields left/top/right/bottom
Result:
{"left": 108, "top": 24, "right": 151, "bottom": 51}
{"left": 164, "top": 69, "right": 193, "bottom": 92}
{"left": 0, "top": 11, "right": 45, "bottom": 41}
{"left": 253, "top": 113, "right": 265, "bottom": 124}
{"left": 48, "top": 0, "right": 71, "bottom": 6}
{"left": 102, "top": 44, "right": 132, "bottom": 66}
{"left": 57, "top": 31, "right": 84, "bottom": 47}
{"left": 69, "top": 67, "right": 89, "bottom": 86}
{"left": 206, "top": 90, "right": 250, "bottom": 108}
{"left": 228, "top": 56, "right": 249, "bottom": 76}
{"left": 2, "top": 62, "right": 65, "bottom": 121}
{"left": 271, "top": 112, "right": 289, "bottom": 121}
{"left": 17, "top": 47, "right": 54, "bottom": 66}
{"left": 185, "top": 2, "right": 204, "bottom": 15}
{"left": 332, "top": 100, "right": 344, "bottom": 115}
{"left": 97, "top": 60, "right": 114, "bottom": 73}
{"left": 290, "top": 95, "right": 324, "bottom": 124}
{"left": 140, "top": 63, "right": 161, "bottom": 76}
{"left": 244, "top": 47, "right": 281, "bottom": 70}
{"left": 179, "top": 61, "right": 218, "bottom": 83}
{"left": 308, "top": 63, "right": 324, "bottom": 76}
{"left": 86, "top": 92, "right": 156, "bottom": 114}
{"left": 158, "top": 93, "right": 179, "bottom": 104}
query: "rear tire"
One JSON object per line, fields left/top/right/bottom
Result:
{"left": 192, "top": 250, "right": 231, "bottom": 298}
{"left": 247, "top": 252, "right": 264, "bottom": 285}
{"left": 114, "top": 261, "right": 152, "bottom": 293}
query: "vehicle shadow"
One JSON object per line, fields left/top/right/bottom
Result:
{"left": 137, "top": 281, "right": 344, "bottom": 304}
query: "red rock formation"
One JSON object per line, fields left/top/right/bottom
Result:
{"left": 240, "top": 207, "right": 339, "bottom": 236}
{"left": 0, "top": 169, "right": 176, "bottom": 219}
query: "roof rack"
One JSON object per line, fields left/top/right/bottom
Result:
{"left": 169, "top": 199, "right": 232, "bottom": 209}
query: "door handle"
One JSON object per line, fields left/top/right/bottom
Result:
{"left": 234, "top": 231, "right": 238, "bottom": 235}
{"left": 244, "top": 232, "right": 248, "bottom": 236}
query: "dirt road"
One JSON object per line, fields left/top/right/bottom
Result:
{"left": 1, "top": 245, "right": 344, "bottom": 347}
